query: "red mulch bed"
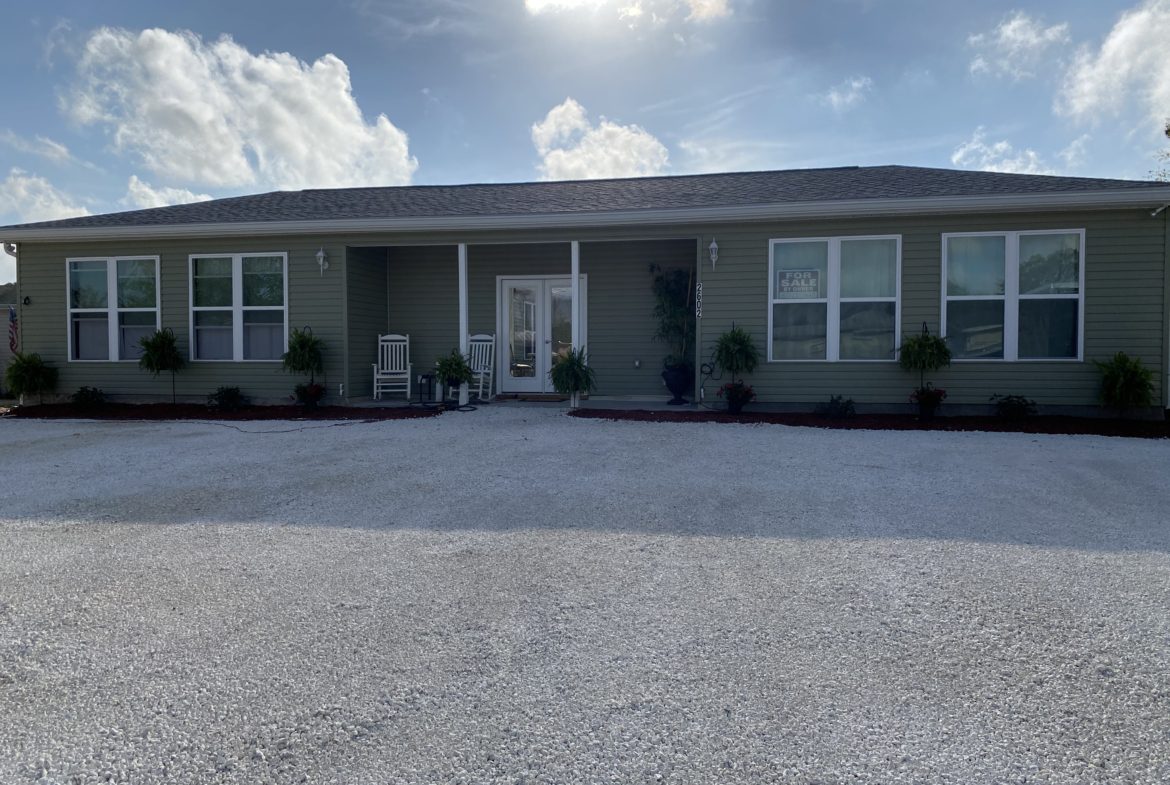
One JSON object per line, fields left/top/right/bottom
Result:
{"left": 1, "top": 403, "right": 441, "bottom": 422}
{"left": 569, "top": 408, "right": 1170, "bottom": 439}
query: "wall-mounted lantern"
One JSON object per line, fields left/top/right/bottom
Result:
{"left": 708, "top": 238, "right": 719, "bottom": 270}
{"left": 316, "top": 247, "right": 329, "bottom": 276}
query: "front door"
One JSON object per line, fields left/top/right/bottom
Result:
{"left": 499, "top": 276, "right": 587, "bottom": 394}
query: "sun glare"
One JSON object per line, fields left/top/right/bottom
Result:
{"left": 525, "top": 0, "right": 610, "bottom": 13}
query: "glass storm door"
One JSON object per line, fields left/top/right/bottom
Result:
{"left": 500, "top": 277, "right": 585, "bottom": 394}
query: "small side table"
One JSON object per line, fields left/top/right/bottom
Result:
{"left": 415, "top": 372, "right": 436, "bottom": 406}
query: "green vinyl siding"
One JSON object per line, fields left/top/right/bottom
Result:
{"left": 363, "top": 239, "right": 695, "bottom": 398}
{"left": 344, "top": 246, "right": 390, "bottom": 397}
{"left": 580, "top": 239, "right": 695, "bottom": 396}
{"left": 12, "top": 207, "right": 1166, "bottom": 409}
{"left": 16, "top": 236, "right": 347, "bottom": 402}
{"left": 382, "top": 244, "right": 459, "bottom": 394}
{"left": 696, "top": 209, "right": 1166, "bottom": 407}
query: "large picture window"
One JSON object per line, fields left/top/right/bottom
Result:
{"left": 66, "top": 257, "right": 160, "bottom": 362}
{"left": 942, "top": 230, "right": 1083, "bottom": 361}
{"left": 768, "top": 236, "right": 900, "bottom": 362}
{"left": 189, "top": 253, "right": 287, "bottom": 361}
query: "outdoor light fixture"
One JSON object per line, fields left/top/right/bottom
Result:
{"left": 316, "top": 247, "right": 329, "bottom": 276}
{"left": 708, "top": 238, "right": 719, "bottom": 269}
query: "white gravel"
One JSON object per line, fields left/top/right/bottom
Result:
{"left": 0, "top": 407, "right": 1168, "bottom": 785}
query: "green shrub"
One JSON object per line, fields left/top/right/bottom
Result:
{"left": 435, "top": 349, "right": 473, "bottom": 388}
{"left": 714, "top": 327, "right": 760, "bottom": 383}
{"left": 990, "top": 394, "right": 1037, "bottom": 422}
{"left": 71, "top": 386, "right": 106, "bottom": 411}
{"left": 138, "top": 328, "right": 186, "bottom": 403}
{"left": 815, "top": 395, "right": 856, "bottom": 420}
{"left": 282, "top": 327, "right": 325, "bottom": 383}
{"left": 5, "top": 352, "right": 58, "bottom": 403}
{"left": 1094, "top": 352, "right": 1154, "bottom": 416}
{"left": 207, "top": 386, "right": 247, "bottom": 412}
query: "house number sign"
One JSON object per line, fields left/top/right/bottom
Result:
{"left": 695, "top": 282, "right": 703, "bottom": 318}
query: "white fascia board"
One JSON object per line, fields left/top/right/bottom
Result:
{"left": 4, "top": 189, "right": 1170, "bottom": 242}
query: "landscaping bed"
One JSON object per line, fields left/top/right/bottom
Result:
{"left": 1, "top": 402, "right": 440, "bottom": 421}
{"left": 570, "top": 407, "right": 1170, "bottom": 438}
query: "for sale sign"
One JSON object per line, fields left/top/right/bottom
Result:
{"left": 778, "top": 269, "right": 820, "bottom": 298}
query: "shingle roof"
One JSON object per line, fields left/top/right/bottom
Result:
{"left": 4, "top": 165, "right": 1168, "bottom": 231}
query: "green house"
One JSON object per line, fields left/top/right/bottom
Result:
{"left": 2, "top": 165, "right": 1169, "bottom": 413}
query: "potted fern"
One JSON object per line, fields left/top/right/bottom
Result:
{"left": 435, "top": 349, "right": 473, "bottom": 403}
{"left": 282, "top": 327, "right": 325, "bottom": 407}
{"left": 4, "top": 352, "right": 58, "bottom": 404}
{"left": 138, "top": 328, "right": 186, "bottom": 404}
{"left": 713, "top": 326, "right": 760, "bottom": 414}
{"left": 899, "top": 325, "right": 951, "bottom": 418}
{"left": 550, "top": 347, "right": 596, "bottom": 409}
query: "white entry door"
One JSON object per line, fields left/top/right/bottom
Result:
{"left": 498, "top": 276, "right": 587, "bottom": 394}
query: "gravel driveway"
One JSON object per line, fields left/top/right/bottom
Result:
{"left": 1, "top": 407, "right": 1167, "bottom": 785}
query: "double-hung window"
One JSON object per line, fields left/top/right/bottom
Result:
{"left": 189, "top": 253, "right": 287, "bottom": 361}
{"left": 768, "top": 235, "right": 901, "bottom": 361}
{"left": 942, "top": 230, "right": 1083, "bottom": 361}
{"left": 66, "top": 257, "right": 160, "bottom": 361}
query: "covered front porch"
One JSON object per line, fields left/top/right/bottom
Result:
{"left": 343, "top": 238, "right": 697, "bottom": 404}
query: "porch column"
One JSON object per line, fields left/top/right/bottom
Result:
{"left": 570, "top": 241, "right": 581, "bottom": 352}
{"left": 458, "top": 243, "right": 469, "bottom": 406}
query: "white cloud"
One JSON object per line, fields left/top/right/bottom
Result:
{"left": 950, "top": 128, "right": 1056, "bottom": 175}
{"left": 352, "top": 0, "right": 489, "bottom": 40}
{"left": 0, "top": 168, "right": 91, "bottom": 224}
{"left": 677, "top": 137, "right": 788, "bottom": 174}
{"left": 968, "top": 11, "right": 1070, "bottom": 80}
{"left": 683, "top": 0, "right": 730, "bottom": 21}
{"left": 0, "top": 131, "right": 74, "bottom": 164}
{"left": 525, "top": 0, "right": 730, "bottom": 24}
{"left": 532, "top": 98, "right": 669, "bottom": 180}
{"left": 823, "top": 76, "right": 873, "bottom": 111}
{"left": 1059, "top": 134, "right": 1091, "bottom": 170}
{"left": 66, "top": 27, "right": 418, "bottom": 191}
{"left": 1057, "top": 0, "right": 1170, "bottom": 133}
{"left": 123, "top": 176, "right": 212, "bottom": 209}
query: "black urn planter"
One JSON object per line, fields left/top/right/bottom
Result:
{"left": 661, "top": 365, "right": 690, "bottom": 405}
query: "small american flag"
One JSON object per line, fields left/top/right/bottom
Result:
{"left": 7, "top": 305, "right": 17, "bottom": 354}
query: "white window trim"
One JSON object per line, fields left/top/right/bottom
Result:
{"left": 65, "top": 256, "right": 161, "bottom": 363}
{"left": 941, "top": 229, "right": 1085, "bottom": 363}
{"left": 188, "top": 252, "right": 289, "bottom": 362}
{"left": 767, "top": 235, "right": 902, "bottom": 363}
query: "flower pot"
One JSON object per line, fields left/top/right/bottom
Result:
{"left": 295, "top": 383, "right": 326, "bottom": 409}
{"left": 661, "top": 365, "right": 690, "bottom": 405}
{"left": 718, "top": 381, "right": 755, "bottom": 415}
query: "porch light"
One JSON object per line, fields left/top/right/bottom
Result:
{"left": 316, "top": 247, "right": 329, "bottom": 276}
{"left": 708, "top": 238, "right": 719, "bottom": 269}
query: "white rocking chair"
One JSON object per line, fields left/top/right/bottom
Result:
{"left": 373, "top": 334, "right": 411, "bottom": 400}
{"left": 467, "top": 334, "right": 496, "bottom": 401}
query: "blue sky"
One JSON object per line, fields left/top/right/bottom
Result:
{"left": 2, "top": 0, "right": 1169, "bottom": 282}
